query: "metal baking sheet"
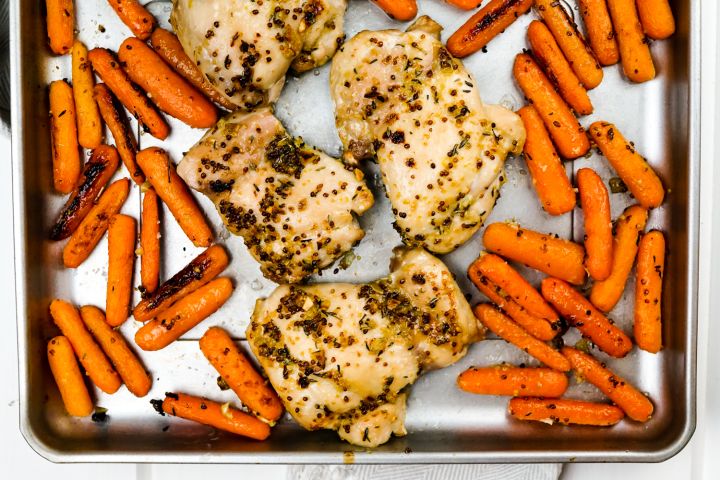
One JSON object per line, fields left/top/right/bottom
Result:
{"left": 11, "top": 0, "right": 698, "bottom": 463}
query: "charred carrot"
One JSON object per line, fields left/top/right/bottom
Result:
{"left": 634, "top": 230, "right": 665, "bottom": 353}
{"left": 508, "top": 398, "right": 625, "bottom": 426}
{"left": 370, "top": 0, "right": 418, "bottom": 21}
{"left": 606, "top": 0, "right": 656, "bottom": 82}
{"left": 563, "top": 347, "right": 654, "bottom": 422}
{"left": 106, "top": 0, "right": 156, "bottom": 40}
{"left": 200, "top": 327, "right": 284, "bottom": 422}
{"left": 458, "top": 365, "right": 568, "bottom": 397}
{"left": 161, "top": 393, "right": 271, "bottom": 440}
{"left": 72, "top": 41, "right": 103, "bottom": 148}
{"left": 80, "top": 306, "right": 151, "bottom": 397}
{"left": 136, "top": 147, "right": 213, "bottom": 248}
{"left": 47, "top": 336, "right": 93, "bottom": 416}
{"left": 445, "top": 0, "right": 483, "bottom": 9}
{"left": 517, "top": 105, "right": 576, "bottom": 215}
{"left": 636, "top": 0, "right": 675, "bottom": 40}
{"left": 577, "top": 168, "right": 613, "bottom": 281}
{"left": 140, "top": 189, "right": 160, "bottom": 294}
{"left": 49, "top": 80, "right": 81, "bottom": 194}
{"left": 579, "top": 0, "right": 620, "bottom": 66}
{"left": 106, "top": 214, "right": 136, "bottom": 327}
{"left": 513, "top": 54, "right": 590, "bottom": 159}
{"left": 49, "top": 300, "right": 121, "bottom": 394}
{"left": 45, "top": 0, "right": 74, "bottom": 55}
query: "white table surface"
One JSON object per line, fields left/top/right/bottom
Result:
{"left": 3, "top": 2, "right": 719, "bottom": 478}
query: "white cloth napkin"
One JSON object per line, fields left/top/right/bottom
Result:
{"left": 288, "top": 464, "right": 562, "bottom": 480}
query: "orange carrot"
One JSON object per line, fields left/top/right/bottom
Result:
{"left": 49, "top": 80, "right": 81, "bottom": 194}
{"left": 513, "top": 53, "right": 590, "bottom": 159}
{"left": 483, "top": 222, "right": 586, "bottom": 285}
{"left": 508, "top": 397, "right": 625, "bottom": 426}
{"left": 606, "top": 0, "right": 656, "bottom": 82}
{"left": 135, "top": 278, "right": 234, "bottom": 351}
{"left": 541, "top": 277, "right": 633, "bottom": 358}
{"left": 634, "top": 230, "right": 665, "bottom": 353}
{"left": 517, "top": 105, "right": 576, "bottom": 215}
{"left": 563, "top": 347, "right": 654, "bottom": 422}
{"left": 370, "top": 0, "right": 418, "bottom": 21}
{"left": 47, "top": 336, "right": 93, "bottom": 416}
{"left": 200, "top": 327, "right": 284, "bottom": 423}
{"left": 589, "top": 122, "right": 664, "bottom": 208}
{"left": 45, "top": 0, "right": 74, "bottom": 55}
{"left": 136, "top": 147, "right": 213, "bottom": 248}
{"left": 458, "top": 366, "right": 568, "bottom": 397}
{"left": 161, "top": 393, "right": 271, "bottom": 440}
{"left": 445, "top": 0, "right": 483, "bottom": 9}
{"left": 577, "top": 168, "right": 613, "bottom": 281}
{"left": 475, "top": 304, "right": 571, "bottom": 371}
{"left": 447, "top": 0, "right": 534, "bottom": 58}
{"left": 63, "top": 178, "right": 131, "bottom": 268}
{"left": 80, "top": 306, "right": 151, "bottom": 397}
{"left": 106, "top": 214, "right": 136, "bottom": 327}
{"left": 106, "top": 0, "right": 156, "bottom": 40}
{"left": 636, "top": 0, "right": 675, "bottom": 40}
{"left": 49, "top": 299, "right": 121, "bottom": 394}
{"left": 140, "top": 189, "right": 161, "bottom": 295}
{"left": 579, "top": 0, "right": 620, "bottom": 66}
{"left": 72, "top": 40, "right": 103, "bottom": 149}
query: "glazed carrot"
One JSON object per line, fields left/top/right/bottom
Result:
{"left": 447, "top": 0, "right": 534, "bottom": 57}
{"left": 107, "top": 0, "right": 156, "bottom": 40}
{"left": 88, "top": 48, "right": 169, "bottom": 140}
{"left": 577, "top": 168, "right": 613, "bottom": 281}
{"left": 63, "top": 178, "right": 131, "bottom": 268}
{"left": 140, "top": 189, "right": 160, "bottom": 295}
{"left": 634, "top": 230, "right": 665, "bottom": 353}
{"left": 541, "top": 278, "right": 633, "bottom": 358}
{"left": 370, "top": 0, "right": 418, "bottom": 21}
{"left": 135, "top": 278, "right": 234, "bottom": 351}
{"left": 93, "top": 84, "right": 144, "bottom": 184}
{"left": 483, "top": 222, "right": 586, "bottom": 285}
{"left": 508, "top": 398, "right": 625, "bottom": 426}
{"left": 589, "top": 122, "right": 664, "bottom": 208}
{"left": 49, "top": 300, "right": 121, "bottom": 394}
{"left": 45, "top": 0, "right": 74, "bottom": 55}
{"left": 47, "top": 336, "right": 93, "bottom": 417}
{"left": 535, "top": 0, "right": 603, "bottom": 89}
{"left": 72, "top": 41, "right": 103, "bottom": 149}
{"left": 106, "top": 214, "right": 136, "bottom": 327}
{"left": 513, "top": 54, "right": 590, "bottom": 159}
{"left": 50, "top": 145, "right": 120, "bottom": 241}
{"left": 527, "top": 21, "right": 593, "bottom": 116}
{"left": 118, "top": 38, "right": 218, "bottom": 129}
{"left": 445, "top": 0, "right": 482, "bottom": 9}
{"left": 133, "top": 245, "right": 229, "bottom": 321}
{"left": 517, "top": 105, "right": 576, "bottom": 215}
{"left": 136, "top": 148, "right": 213, "bottom": 248}
{"left": 606, "top": 0, "right": 656, "bottom": 82}
{"left": 475, "top": 304, "right": 570, "bottom": 372}
{"left": 563, "top": 347, "right": 654, "bottom": 422}
{"left": 636, "top": 0, "right": 675, "bottom": 40}
{"left": 80, "top": 306, "right": 151, "bottom": 397}
{"left": 161, "top": 393, "right": 271, "bottom": 440}
{"left": 458, "top": 366, "right": 568, "bottom": 397}
{"left": 49, "top": 80, "right": 81, "bottom": 194}
{"left": 579, "top": 0, "right": 620, "bottom": 66}
{"left": 200, "top": 327, "right": 284, "bottom": 423}
{"left": 149, "top": 29, "right": 237, "bottom": 111}
{"left": 590, "top": 205, "right": 648, "bottom": 312}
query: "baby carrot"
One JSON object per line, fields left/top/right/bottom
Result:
{"left": 140, "top": 189, "right": 161, "bottom": 295}
{"left": 161, "top": 393, "right": 271, "bottom": 440}
{"left": 49, "top": 80, "right": 81, "bottom": 194}
{"left": 606, "top": 0, "right": 656, "bottom": 82}
{"left": 508, "top": 398, "right": 625, "bottom": 426}
{"left": 579, "top": 0, "right": 619, "bottom": 66}
{"left": 72, "top": 40, "right": 103, "bottom": 149}
{"left": 45, "top": 0, "right": 74, "bottom": 55}
{"left": 370, "top": 0, "right": 418, "bottom": 21}
{"left": 634, "top": 230, "right": 665, "bottom": 353}
{"left": 47, "top": 336, "right": 93, "bottom": 417}
{"left": 106, "top": 214, "right": 136, "bottom": 327}
{"left": 49, "top": 299, "right": 121, "bottom": 394}
{"left": 445, "top": 0, "right": 482, "bottom": 9}
{"left": 106, "top": 0, "right": 156, "bottom": 40}
{"left": 563, "top": 347, "right": 654, "bottom": 422}
{"left": 636, "top": 0, "right": 675, "bottom": 40}
{"left": 458, "top": 366, "right": 568, "bottom": 397}
{"left": 200, "top": 327, "right": 284, "bottom": 422}
{"left": 577, "top": 168, "right": 613, "bottom": 281}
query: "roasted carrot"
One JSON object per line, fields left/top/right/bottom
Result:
{"left": 534, "top": 0, "right": 603, "bottom": 89}
{"left": 133, "top": 244, "right": 229, "bottom": 321}
{"left": 458, "top": 366, "right": 568, "bottom": 397}
{"left": 634, "top": 230, "right": 665, "bottom": 353}
{"left": 49, "top": 299, "right": 122, "bottom": 394}
{"left": 140, "top": 189, "right": 161, "bottom": 295}
{"left": 50, "top": 145, "right": 120, "bottom": 241}
{"left": 106, "top": 214, "right": 136, "bottom": 327}
{"left": 563, "top": 347, "right": 654, "bottom": 422}
{"left": 483, "top": 222, "right": 586, "bottom": 285}
{"left": 80, "top": 306, "right": 151, "bottom": 397}
{"left": 63, "top": 178, "right": 130, "bottom": 268}
{"left": 445, "top": 0, "right": 483, "bottom": 9}
{"left": 636, "top": 0, "right": 675, "bottom": 40}
{"left": 370, "top": 0, "right": 418, "bottom": 21}
{"left": 88, "top": 48, "right": 170, "bottom": 140}
{"left": 475, "top": 304, "right": 571, "bottom": 372}
{"left": 200, "top": 327, "right": 284, "bottom": 423}
{"left": 45, "top": 0, "right": 74, "bottom": 55}
{"left": 447, "top": 0, "right": 534, "bottom": 57}
{"left": 136, "top": 148, "right": 213, "bottom": 248}
{"left": 579, "top": 0, "right": 620, "bottom": 66}
{"left": 49, "top": 80, "right": 81, "bottom": 194}
{"left": 71, "top": 41, "right": 103, "bottom": 149}
{"left": 47, "top": 336, "right": 93, "bottom": 417}
{"left": 135, "top": 278, "right": 234, "bottom": 351}
{"left": 517, "top": 105, "right": 576, "bottom": 215}
{"left": 541, "top": 277, "right": 633, "bottom": 358}
{"left": 577, "top": 168, "right": 613, "bottom": 281}
{"left": 590, "top": 205, "right": 648, "bottom": 312}
{"left": 161, "top": 393, "right": 271, "bottom": 440}
{"left": 508, "top": 398, "right": 625, "bottom": 426}
{"left": 107, "top": 0, "right": 156, "bottom": 40}
{"left": 513, "top": 54, "right": 590, "bottom": 159}
{"left": 589, "top": 122, "right": 664, "bottom": 208}
{"left": 93, "top": 83, "right": 143, "bottom": 184}
{"left": 118, "top": 38, "right": 218, "bottom": 129}
{"left": 606, "top": 0, "right": 656, "bottom": 82}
